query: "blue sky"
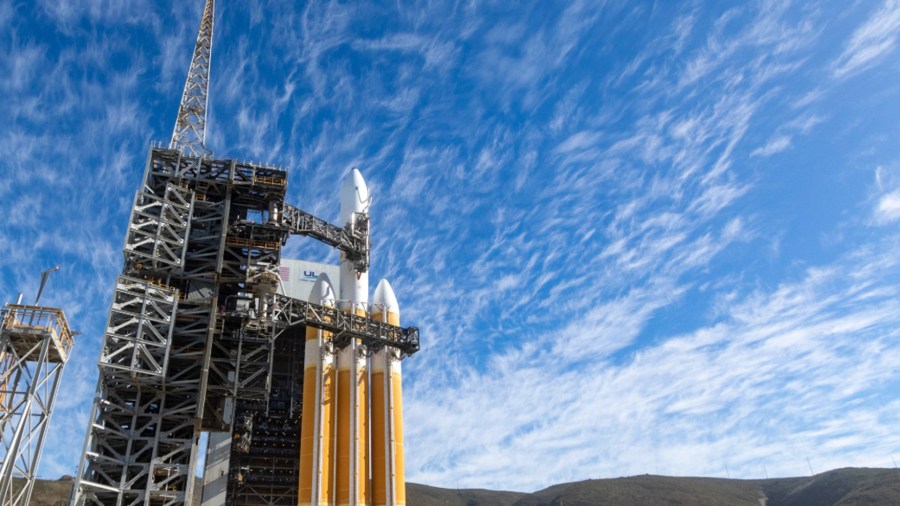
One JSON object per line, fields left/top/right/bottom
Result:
{"left": 2, "top": 0, "right": 900, "bottom": 493}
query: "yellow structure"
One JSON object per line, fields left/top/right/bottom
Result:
{"left": 334, "top": 307, "right": 370, "bottom": 506}
{"left": 297, "top": 168, "right": 409, "bottom": 506}
{"left": 299, "top": 275, "right": 337, "bottom": 505}
{"left": 371, "top": 280, "right": 406, "bottom": 506}
{"left": 300, "top": 284, "right": 407, "bottom": 506}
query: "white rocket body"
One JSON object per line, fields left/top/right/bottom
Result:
{"left": 336, "top": 168, "right": 370, "bottom": 505}
{"left": 370, "top": 279, "right": 405, "bottom": 505}
{"left": 298, "top": 274, "right": 337, "bottom": 505}
{"left": 339, "top": 168, "right": 370, "bottom": 314}
{"left": 298, "top": 167, "right": 407, "bottom": 505}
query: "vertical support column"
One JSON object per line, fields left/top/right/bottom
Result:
{"left": 201, "top": 432, "right": 231, "bottom": 505}
{"left": 190, "top": 174, "right": 232, "bottom": 505}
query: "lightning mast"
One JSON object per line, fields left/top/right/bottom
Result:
{"left": 170, "top": 0, "right": 215, "bottom": 158}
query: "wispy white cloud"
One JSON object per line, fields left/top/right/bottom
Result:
{"left": 751, "top": 134, "right": 792, "bottom": 157}
{"left": 5, "top": 0, "right": 900, "bottom": 493}
{"left": 875, "top": 190, "right": 900, "bottom": 223}
{"left": 353, "top": 33, "right": 459, "bottom": 72}
{"left": 407, "top": 236, "right": 900, "bottom": 490}
{"left": 0, "top": 1, "right": 11, "bottom": 29}
{"left": 872, "top": 165, "right": 900, "bottom": 224}
{"left": 832, "top": 0, "right": 900, "bottom": 78}
{"left": 399, "top": 0, "right": 900, "bottom": 491}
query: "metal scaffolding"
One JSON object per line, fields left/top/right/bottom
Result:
{"left": 71, "top": 148, "right": 418, "bottom": 506}
{"left": 71, "top": 1, "right": 418, "bottom": 503}
{"left": 0, "top": 304, "right": 75, "bottom": 506}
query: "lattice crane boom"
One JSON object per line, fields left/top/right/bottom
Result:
{"left": 170, "top": 0, "right": 215, "bottom": 157}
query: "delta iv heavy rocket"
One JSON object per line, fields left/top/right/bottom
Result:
{"left": 297, "top": 168, "right": 407, "bottom": 506}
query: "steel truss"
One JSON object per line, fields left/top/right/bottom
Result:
{"left": 72, "top": 147, "right": 417, "bottom": 506}
{"left": 170, "top": 0, "right": 215, "bottom": 158}
{"left": 71, "top": 2, "right": 408, "bottom": 494}
{"left": 279, "top": 203, "right": 369, "bottom": 273}
{"left": 271, "top": 294, "right": 419, "bottom": 356}
{"left": 0, "top": 305, "right": 74, "bottom": 506}
{"left": 73, "top": 0, "right": 416, "bottom": 502}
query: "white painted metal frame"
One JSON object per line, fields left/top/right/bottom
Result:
{"left": 0, "top": 305, "right": 73, "bottom": 506}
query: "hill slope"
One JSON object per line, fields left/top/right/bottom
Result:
{"left": 407, "top": 468, "right": 900, "bottom": 506}
{"left": 27, "top": 467, "right": 900, "bottom": 505}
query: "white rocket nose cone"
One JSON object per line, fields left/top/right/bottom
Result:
{"left": 340, "top": 167, "right": 369, "bottom": 223}
{"left": 372, "top": 279, "right": 399, "bottom": 315}
{"left": 309, "top": 273, "right": 336, "bottom": 306}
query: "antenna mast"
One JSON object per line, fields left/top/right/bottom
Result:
{"left": 170, "top": 0, "right": 215, "bottom": 157}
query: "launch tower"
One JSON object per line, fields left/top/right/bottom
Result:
{"left": 70, "top": 1, "right": 419, "bottom": 505}
{"left": 0, "top": 302, "right": 74, "bottom": 506}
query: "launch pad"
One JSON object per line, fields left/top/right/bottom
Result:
{"left": 71, "top": 147, "right": 418, "bottom": 505}
{"left": 68, "top": 1, "right": 419, "bottom": 503}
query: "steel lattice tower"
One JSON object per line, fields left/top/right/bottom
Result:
{"left": 0, "top": 304, "right": 74, "bottom": 506}
{"left": 70, "top": 2, "right": 418, "bottom": 505}
{"left": 170, "top": 0, "right": 215, "bottom": 158}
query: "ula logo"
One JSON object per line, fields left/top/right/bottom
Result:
{"left": 302, "top": 270, "right": 318, "bottom": 280}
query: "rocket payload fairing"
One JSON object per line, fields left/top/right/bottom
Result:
{"left": 298, "top": 168, "right": 407, "bottom": 506}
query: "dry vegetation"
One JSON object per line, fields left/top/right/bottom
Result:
{"left": 27, "top": 467, "right": 900, "bottom": 505}
{"left": 407, "top": 468, "right": 900, "bottom": 506}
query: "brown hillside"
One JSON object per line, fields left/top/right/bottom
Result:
{"left": 406, "top": 468, "right": 900, "bottom": 506}
{"left": 26, "top": 467, "right": 900, "bottom": 505}
{"left": 512, "top": 475, "right": 765, "bottom": 506}
{"left": 408, "top": 482, "right": 525, "bottom": 506}
{"left": 760, "top": 467, "right": 900, "bottom": 506}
